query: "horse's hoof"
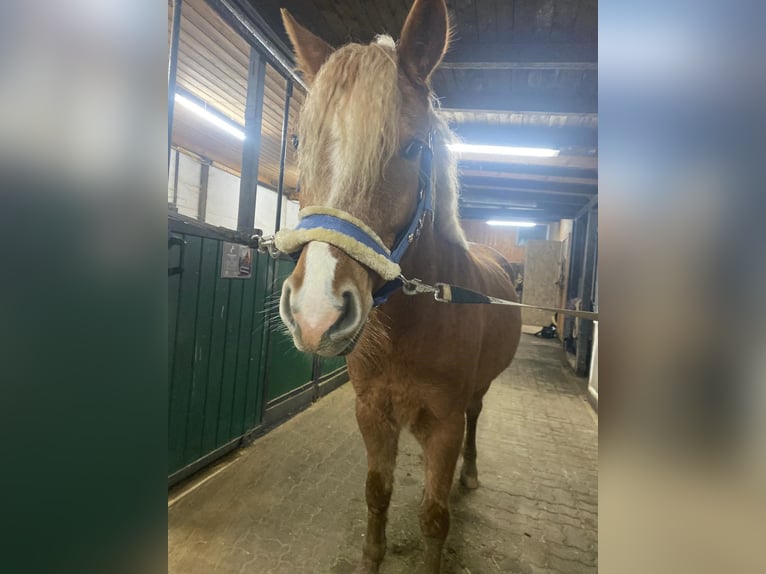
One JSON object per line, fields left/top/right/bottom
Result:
{"left": 460, "top": 471, "right": 479, "bottom": 489}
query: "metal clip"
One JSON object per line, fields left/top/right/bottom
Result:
{"left": 433, "top": 283, "right": 450, "bottom": 303}
{"left": 252, "top": 234, "right": 281, "bottom": 259}
{"left": 399, "top": 275, "right": 437, "bottom": 296}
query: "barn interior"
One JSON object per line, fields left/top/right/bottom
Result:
{"left": 168, "top": 0, "right": 598, "bottom": 571}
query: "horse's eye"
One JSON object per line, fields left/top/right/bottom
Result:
{"left": 291, "top": 135, "right": 299, "bottom": 150}
{"left": 402, "top": 140, "right": 422, "bottom": 160}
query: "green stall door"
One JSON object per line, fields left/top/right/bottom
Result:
{"left": 168, "top": 223, "right": 348, "bottom": 482}
{"left": 168, "top": 228, "right": 270, "bottom": 479}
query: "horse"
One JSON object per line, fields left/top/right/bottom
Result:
{"left": 277, "top": 1, "right": 521, "bottom": 571}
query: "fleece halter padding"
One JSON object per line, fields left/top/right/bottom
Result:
{"left": 274, "top": 206, "right": 402, "bottom": 280}
{"left": 273, "top": 135, "right": 434, "bottom": 305}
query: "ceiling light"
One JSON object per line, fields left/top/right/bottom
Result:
{"left": 462, "top": 198, "right": 538, "bottom": 208}
{"left": 448, "top": 143, "right": 559, "bottom": 157}
{"left": 486, "top": 220, "right": 537, "bottom": 227}
{"left": 174, "top": 93, "right": 245, "bottom": 140}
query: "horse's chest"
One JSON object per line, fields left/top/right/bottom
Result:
{"left": 351, "top": 361, "right": 472, "bottom": 430}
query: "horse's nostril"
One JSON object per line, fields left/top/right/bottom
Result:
{"left": 281, "top": 284, "right": 296, "bottom": 328}
{"left": 330, "top": 290, "right": 359, "bottom": 338}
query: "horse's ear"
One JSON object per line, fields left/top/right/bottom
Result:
{"left": 397, "top": 0, "right": 449, "bottom": 84}
{"left": 281, "top": 9, "right": 334, "bottom": 84}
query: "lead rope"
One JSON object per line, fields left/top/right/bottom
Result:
{"left": 398, "top": 276, "right": 599, "bottom": 321}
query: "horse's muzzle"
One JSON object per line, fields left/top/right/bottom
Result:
{"left": 280, "top": 288, "right": 368, "bottom": 360}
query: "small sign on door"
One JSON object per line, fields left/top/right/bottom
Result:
{"left": 221, "top": 242, "right": 253, "bottom": 279}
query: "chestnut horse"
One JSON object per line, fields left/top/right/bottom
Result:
{"left": 278, "top": 1, "right": 521, "bottom": 571}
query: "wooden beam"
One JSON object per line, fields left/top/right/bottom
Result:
{"left": 449, "top": 122, "right": 598, "bottom": 149}
{"left": 437, "top": 92, "right": 597, "bottom": 114}
{"left": 443, "top": 42, "right": 597, "bottom": 64}
{"left": 461, "top": 200, "right": 587, "bottom": 214}
{"left": 461, "top": 187, "right": 593, "bottom": 205}
{"left": 454, "top": 152, "right": 598, "bottom": 171}
{"left": 460, "top": 160, "right": 596, "bottom": 180}
{"left": 439, "top": 61, "right": 597, "bottom": 71}
{"left": 460, "top": 174, "right": 596, "bottom": 195}
{"left": 460, "top": 169, "right": 598, "bottom": 188}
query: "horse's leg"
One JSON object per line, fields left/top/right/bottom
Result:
{"left": 413, "top": 412, "right": 464, "bottom": 574}
{"left": 459, "top": 398, "right": 483, "bottom": 489}
{"left": 355, "top": 397, "right": 400, "bottom": 573}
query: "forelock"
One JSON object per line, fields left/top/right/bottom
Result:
{"left": 297, "top": 39, "right": 400, "bottom": 203}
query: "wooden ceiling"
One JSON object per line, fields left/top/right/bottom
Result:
{"left": 169, "top": 0, "right": 303, "bottom": 190}
{"left": 169, "top": 0, "right": 597, "bottom": 222}
{"left": 247, "top": 0, "right": 598, "bottom": 222}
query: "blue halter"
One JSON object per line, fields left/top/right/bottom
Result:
{"left": 289, "top": 133, "right": 434, "bottom": 307}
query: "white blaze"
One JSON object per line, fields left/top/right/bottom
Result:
{"left": 296, "top": 242, "right": 339, "bottom": 328}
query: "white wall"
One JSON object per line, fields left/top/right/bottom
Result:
{"left": 174, "top": 152, "right": 201, "bottom": 219}
{"left": 169, "top": 149, "right": 299, "bottom": 232}
{"left": 206, "top": 166, "right": 239, "bottom": 230}
{"left": 254, "top": 183, "right": 279, "bottom": 234}
{"left": 283, "top": 198, "right": 299, "bottom": 230}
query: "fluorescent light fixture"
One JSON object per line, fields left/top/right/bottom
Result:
{"left": 174, "top": 93, "right": 245, "bottom": 140}
{"left": 486, "top": 220, "right": 537, "bottom": 227}
{"left": 462, "top": 198, "right": 538, "bottom": 208}
{"left": 448, "top": 143, "right": 559, "bottom": 157}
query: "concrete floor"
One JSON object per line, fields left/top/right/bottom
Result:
{"left": 168, "top": 335, "right": 598, "bottom": 574}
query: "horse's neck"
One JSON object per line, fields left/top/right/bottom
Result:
{"left": 399, "top": 223, "right": 462, "bottom": 285}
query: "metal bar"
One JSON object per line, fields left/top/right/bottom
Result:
{"left": 567, "top": 211, "right": 587, "bottom": 301}
{"left": 168, "top": 0, "right": 183, "bottom": 170}
{"left": 575, "top": 207, "right": 598, "bottom": 376}
{"left": 198, "top": 161, "right": 210, "bottom": 222}
{"left": 169, "top": 212, "right": 257, "bottom": 244}
{"left": 208, "top": 0, "right": 308, "bottom": 92}
{"left": 237, "top": 47, "right": 266, "bottom": 232}
{"left": 573, "top": 193, "right": 598, "bottom": 220}
{"left": 273, "top": 80, "right": 293, "bottom": 234}
{"left": 260, "top": 79, "right": 294, "bottom": 429}
{"left": 172, "top": 148, "right": 180, "bottom": 206}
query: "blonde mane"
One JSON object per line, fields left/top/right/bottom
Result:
{"left": 297, "top": 35, "right": 466, "bottom": 247}
{"left": 429, "top": 106, "right": 467, "bottom": 246}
